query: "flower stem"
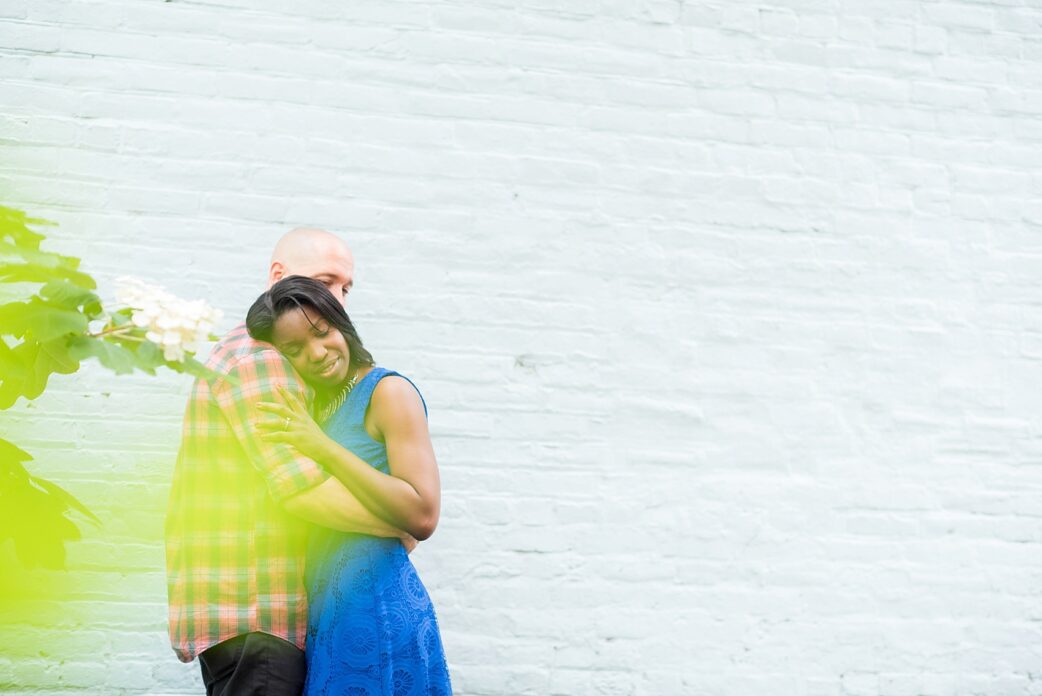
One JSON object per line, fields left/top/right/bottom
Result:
{"left": 88, "top": 325, "right": 134, "bottom": 339}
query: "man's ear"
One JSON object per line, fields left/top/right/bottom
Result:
{"left": 268, "top": 262, "right": 285, "bottom": 288}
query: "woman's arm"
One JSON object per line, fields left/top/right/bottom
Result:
{"left": 258, "top": 378, "right": 441, "bottom": 541}
{"left": 283, "top": 476, "right": 418, "bottom": 552}
{"left": 319, "top": 377, "right": 440, "bottom": 540}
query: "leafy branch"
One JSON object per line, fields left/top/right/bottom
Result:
{"left": 0, "top": 205, "right": 222, "bottom": 569}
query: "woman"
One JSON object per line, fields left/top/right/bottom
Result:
{"left": 245, "top": 275, "right": 452, "bottom": 696}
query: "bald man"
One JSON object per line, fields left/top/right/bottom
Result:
{"left": 165, "top": 228, "right": 408, "bottom": 696}
{"left": 268, "top": 227, "right": 354, "bottom": 298}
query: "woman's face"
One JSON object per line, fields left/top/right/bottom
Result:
{"left": 271, "top": 306, "right": 351, "bottom": 390}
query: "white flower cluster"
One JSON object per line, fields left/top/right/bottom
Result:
{"left": 115, "top": 277, "right": 223, "bottom": 362}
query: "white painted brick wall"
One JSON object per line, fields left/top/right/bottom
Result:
{"left": 1, "top": 1, "right": 1041, "bottom": 694}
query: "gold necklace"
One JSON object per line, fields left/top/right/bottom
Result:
{"left": 318, "top": 371, "right": 359, "bottom": 422}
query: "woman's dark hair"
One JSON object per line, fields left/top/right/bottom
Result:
{"left": 246, "top": 275, "right": 374, "bottom": 371}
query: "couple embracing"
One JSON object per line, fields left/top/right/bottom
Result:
{"left": 164, "top": 228, "right": 452, "bottom": 695}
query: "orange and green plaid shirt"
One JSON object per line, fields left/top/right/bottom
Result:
{"left": 165, "top": 323, "right": 328, "bottom": 663}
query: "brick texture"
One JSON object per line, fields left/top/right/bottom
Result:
{"left": 1, "top": 1, "right": 1041, "bottom": 694}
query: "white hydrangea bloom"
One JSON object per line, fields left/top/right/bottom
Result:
{"left": 115, "top": 277, "right": 223, "bottom": 363}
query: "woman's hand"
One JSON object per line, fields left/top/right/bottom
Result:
{"left": 255, "top": 385, "right": 333, "bottom": 462}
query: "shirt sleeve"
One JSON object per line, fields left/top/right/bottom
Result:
{"left": 212, "top": 349, "right": 330, "bottom": 503}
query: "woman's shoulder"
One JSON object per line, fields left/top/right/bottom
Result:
{"left": 369, "top": 368, "right": 419, "bottom": 397}
{"left": 368, "top": 369, "right": 427, "bottom": 417}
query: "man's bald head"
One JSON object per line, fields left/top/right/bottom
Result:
{"left": 268, "top": 227, "right": 354, "bottom": 305}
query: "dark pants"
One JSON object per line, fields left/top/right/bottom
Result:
{"left": 198, "top": 632, "right": 306, "bottom": 696}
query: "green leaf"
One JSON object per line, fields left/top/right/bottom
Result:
{"left": 0, "top": 298, "right": 90, "bottom": 342}
{"left": 28, "top": 300, "right": 88, "bottom": 342}
{"left": 24, "top": 343, "right": 59, "bottom": 401}
{"left": 0, "top": 300, "right": 30, "bottom": 338}
{"left": 30, "top": 475, "right": 99, "bottom": 524}
{"left": 0, "top": 378, "right": 21, "bottom": 409}
{"left": 39, "top": 337, "right": 79, "bottom": 375}
{"left": 0, "top": 342, "right": 39, "bottom": 408}
{"left": 68, "top": 336, "right": 136, "bottom": 375}
{"left": 134, "top": 339, "right": 164, "bottom": 373}
{"left": 0, "top": 436, "right": 32, "bottom": 463}
{"left": 13, "top": 512, "right": 77, "bottom": 570}
{"left": 39, "top": 279, "right": 100, "bottom": 311}
{"left": 109, "top": 309, "right": 133, "bottom": 327}
{"left": 0, "top": 240, "right": 83, "bottom": 273}
{"left": 0, "top": 262, "right": 97, "bottom": 289}
{"left": 0, "top": 206, "right": 51, "bottom": 250}
{"left": 0, "top": 470, "right": 76, "bottom": 570}
{"left": 0, "top": 339, "right": 71, "bottom": 404}
{"left": 83, "top": 297, "right": 103, "bottom": 319}
{"left": 0, "top": 339, "right": 26, "bottom": 380}
{"left": 0, "top": 206, "right": 103, "bottom": 569}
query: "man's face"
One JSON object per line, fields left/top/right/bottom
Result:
{"left": 270, "top": 239, "right": 354, "bottom": 306}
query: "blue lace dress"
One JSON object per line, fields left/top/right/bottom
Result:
{"left": 303, "top": 368, "right": 452, "bottom": 696}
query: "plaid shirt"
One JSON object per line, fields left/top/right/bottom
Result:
{"left": 165, "top": 323, "right": 329, "bottom": 663}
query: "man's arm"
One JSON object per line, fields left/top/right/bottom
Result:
{"left": 213, "top": 350, "right": 411, "bottom": 541}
